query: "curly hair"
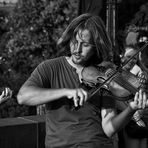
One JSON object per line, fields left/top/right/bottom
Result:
{"left": 57, "top": 13, "right": 113, "bottom": 64}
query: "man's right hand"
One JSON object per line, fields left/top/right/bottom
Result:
{"left": 67, "top": 88, "right": 88, "bottom": 107}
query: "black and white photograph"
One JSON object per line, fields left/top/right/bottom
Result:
{"left": 0, "top": 0, "right": 148, "bottom": 148}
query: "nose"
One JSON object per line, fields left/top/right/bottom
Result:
{"left": 75, "top": 42, "right": 82, "bottom": 53}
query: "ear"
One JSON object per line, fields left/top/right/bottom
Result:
{"left": 120, "top": 53, "right": 124, "bottom": 58}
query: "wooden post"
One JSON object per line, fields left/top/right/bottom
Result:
{"left": 106, "top": 0, "right": 117, "bottom": 47}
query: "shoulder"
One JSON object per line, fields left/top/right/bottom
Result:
{"left": 38, "top": 56, "right": 66, "bottom": 69}
{"left": 42, "top": 56, "right": 65, "bottom": 64}
{"left": 28, "top": 57, "right": 66, "bottom": 84}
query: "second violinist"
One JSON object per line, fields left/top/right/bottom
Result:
{"left": 17, "top": 13, "right": 148, "bottom": 148}
{"left": 116, "top": 44, "right": 148, "bottom": 148}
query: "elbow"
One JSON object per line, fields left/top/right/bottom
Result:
{"left": 17, "top": 86, "right": 39, "bottom": 106}
{"left": 17, "top": 87, "right": 29, "bottom": 105}
{"left": 17, "top": 92, "right": 25, "bottom": 105}
{"left": 102, "top": 122, "right": 115, "bottom": 138}
{"left": 104, "top": 131, "right": 114, "bottom": 138}
{"left": 103, "top": 128, "right": 114, "bottom": 138}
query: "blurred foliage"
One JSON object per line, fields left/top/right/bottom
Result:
{"left": 116, "top": 2, "right": 148, "bottom": 57}
{"left": 0, "top": 0, "right": 78, "bottom": 118}
{"left": 130, "top": 2, "right": 148, "bottom": 26}
{"left": 1, "top": 0, "right": 147, "bottom": 118}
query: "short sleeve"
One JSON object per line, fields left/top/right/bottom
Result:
{"left": 24, "top": 61, "right": 51, "bottom": 88}
{"left": 101, "top": 90, "right": 116, "bottom": 109}
{"left": 101, "top": 95, "right": 116, "bottom": 109}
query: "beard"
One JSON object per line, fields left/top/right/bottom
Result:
{"left": 72, "top": 54, "right": 84, "bottom": 65}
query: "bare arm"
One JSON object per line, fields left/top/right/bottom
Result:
{"left": 101, "top": 89, "right": 147, "bottom": 137}
{"left": 17, "top": 84, "right": 88, "bottom": 106}
{"left": 101, "top": 105, "right": 135, "bottom": 137}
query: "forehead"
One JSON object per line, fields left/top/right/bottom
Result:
{"left": 76, "top": 29, "right": 92, "bottom": 42}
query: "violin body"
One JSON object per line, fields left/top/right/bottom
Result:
{"left": 81, "top": 63, "right": 147, "bottom": 101}
{"left": 107, "top": 69, "right": 140, "bottom": 99}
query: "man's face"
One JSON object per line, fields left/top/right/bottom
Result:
{"left": 70, "top": 29, "right": 95, "bottom": 65}
{"left": 122, "top": 48, "right": 138, "bottom": 70}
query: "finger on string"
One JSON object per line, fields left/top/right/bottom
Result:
{"left": 139, "top": 120, "right": 146, "bottom": 127}
{"left": 134, "top": 92, "right": 139, "bottom": 103}
{"left": 83, "top": 90, "right": 88, "bottom": 102}
{"left": 5, "top": 88, "right": 9, "bottom": 96}
{"left": 142, "top": 92, "right": 147, "bottom": 109}
{"left": 1, "top": 91, "right": 5, "bottom": 97}
{"left": 138, "top": 89, "right": 143, "bottom": 107}
{"left": 73, "top": 96, "right": 78, "bottom": 107}
{"left": 73, "top": 90, "right": 79, "bottom": 107}
{"left": 79, "top": 97, "right": 83, "bottom": 106}
{"left": 136, "top": 121, "right": 142, "bottom": 127}
{"left": 78, "top": 89, "right": 84, "bottom": 106}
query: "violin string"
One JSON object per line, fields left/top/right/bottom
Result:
{"left": 113, "top": 75, "right": 138, "bottom": 94}
{"left": 106, "top": 68, "right": 138, "bottom": 94}
{"left": 89, "top": 68, "right": 138, "bottom": 100}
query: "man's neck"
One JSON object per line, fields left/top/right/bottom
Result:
{"left": 66, "top": 56, "right": 84, "bottom": 82}
{"left": 66, "top": 56, "right": 84, "bottom": 70}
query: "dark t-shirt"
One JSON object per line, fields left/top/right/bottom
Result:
{"left": 24, "top": 56, "right": 115, "bottom": 148}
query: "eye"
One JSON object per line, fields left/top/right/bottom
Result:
{"left": 83, "top": 42, "right": 94, "bottom": 47}
{"left": 71, "top": 38, "right": 78, "bottom": 45}
{"left": 126, "top": 55, "right": 131, "bottom": 59}
{"left": 83, "top": 43, "right": 90, "bottom": 47}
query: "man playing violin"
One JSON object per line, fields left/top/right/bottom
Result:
{"left": 116, "top": 45, "right": 148, "bottom": 148}
{"left": 17, "top": 13, "right": 148, "bottom": 148}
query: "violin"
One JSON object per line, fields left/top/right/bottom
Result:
{"left": 80, "top": 41, "right": 148, "bottom": 101}
{"left": 81, "top": 62, "right": 147, "bottom": 101}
